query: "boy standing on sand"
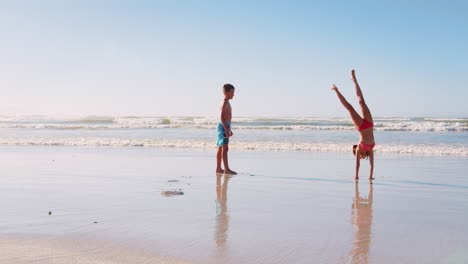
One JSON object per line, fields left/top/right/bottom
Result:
{"left": 216, "top": 84, "right": 237, "bottom": 175}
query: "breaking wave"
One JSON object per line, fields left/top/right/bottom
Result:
{"left": 0, "top": 116, "right": 466, "bottom": 132}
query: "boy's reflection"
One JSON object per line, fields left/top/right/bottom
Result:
{"left": 350, "top": 183, "right": 373, "bottom": 264}
{"left": 215, "top": 173, "right": 231, "bottom": 251}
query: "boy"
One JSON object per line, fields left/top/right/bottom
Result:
{"left": 216, "top": 84, "right": 237, "bottom": 175}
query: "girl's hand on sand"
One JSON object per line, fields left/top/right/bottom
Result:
{"left": 331, "top": 84, "right": 338, "bottom": 91}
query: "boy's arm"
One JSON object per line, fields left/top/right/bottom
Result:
{"left": 220, "top": 100, "right": 232, "bottom": 137}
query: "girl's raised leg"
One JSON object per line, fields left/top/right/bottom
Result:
{"left": 351, "top": 70, "right": 373, "bottom": 123}
{"left": 331, "top": 84, "right": 363, "bottom": 128}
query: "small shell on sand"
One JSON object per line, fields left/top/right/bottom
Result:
{"left": 161, "top": 189, "right": 184, "bottom": 197}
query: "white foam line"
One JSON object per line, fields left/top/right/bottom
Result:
{"left": 0, "top": 137, "right": 466, "bottom": 156}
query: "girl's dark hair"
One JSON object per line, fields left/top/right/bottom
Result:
{"left": 352, "top": 145, "right": 369, "bottom": 159}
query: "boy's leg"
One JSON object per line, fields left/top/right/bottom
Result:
{"left": 222, "top": 144, "right": 237, "bottom": 175}
{"left": 216, "top": 147, "right": 224, "bottom": 173}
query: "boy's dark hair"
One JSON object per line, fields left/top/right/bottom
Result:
{"left": 223, "top": 83, "right": 235, "bottom": 92}
{"left": 353, "top": 145, "right": 369, "bottom": 159}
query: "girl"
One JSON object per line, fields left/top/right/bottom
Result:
{"left": 331, "top": 70, "right": 375, "bottom": 180}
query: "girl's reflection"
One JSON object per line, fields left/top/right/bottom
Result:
{"left": 350, "top": 183, "right": 374, "bottom": 264}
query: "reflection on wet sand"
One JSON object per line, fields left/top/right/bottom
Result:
{"left": 215, "top": 173, "right": 231, "bottom": 255}
{"left": 350, "top": 183, "right": 374, "bottom": 264}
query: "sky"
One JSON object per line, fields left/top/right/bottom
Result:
{"left": 0, "top": 0, "right": 467, "bottom": 117}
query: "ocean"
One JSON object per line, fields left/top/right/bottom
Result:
{"left": 0, "top": 115, "right": 466, "bottom": 156}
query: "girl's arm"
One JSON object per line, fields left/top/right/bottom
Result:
{"left": 355, "top": 152, "right": 361, "bottom": 179}
{"left": 369, "top": 151, "right": 375, "bottom": 179}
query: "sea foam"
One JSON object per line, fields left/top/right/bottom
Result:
{"left": 0, "top": 137, "right": 466, "bottom": 156}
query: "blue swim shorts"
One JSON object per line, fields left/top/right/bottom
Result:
{"left": 217, "top": 122, "right": 231, "bottom": 147}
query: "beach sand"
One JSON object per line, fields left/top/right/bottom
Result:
{"left": 0, "top": 235, "right": 189, "bottom": 264}
{"left": 0, "top": 146, "right": 467, "bottom": 263}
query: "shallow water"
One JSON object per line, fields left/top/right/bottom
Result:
{"left": 0, "top": 146, "right": 467, "bottom": 263}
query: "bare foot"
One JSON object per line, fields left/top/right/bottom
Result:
{"left": 351, "top": 69, "right": 357, "bottom": 82}
{"left": 216, "top": 168, "right": 225, "bottom": 173}
{"left": 368, "top": 177, "right": 375, "bottom": 180}
{"left": 331, "top": 84, "right": 338, "bottom": 91}
{"left": 225, "top": 170, "right": 237, "bottom": 175}
{"left": 354, "top": 177, "right": 359, "bottom": 181}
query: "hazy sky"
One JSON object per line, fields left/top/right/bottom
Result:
{"left": 0, "top": 0, "right": 467, "bottom": 117}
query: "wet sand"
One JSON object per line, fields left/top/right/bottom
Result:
{"left": 0, "top": 146, "right": 467, "bottom": 263}
{"left": 0, "top": 235, "right": 189, "bottom": 264}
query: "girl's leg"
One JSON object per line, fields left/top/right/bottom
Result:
{"left": 351, "top": 70, "right": 373, "bottom": 122}
{"left": 332, "top": 85, "right": 363, "bottom": 127}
